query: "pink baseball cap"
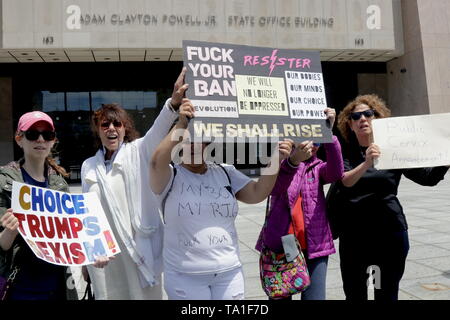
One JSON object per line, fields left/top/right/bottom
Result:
{"left": 17, "top": 111, "right": 55, "bottom": 132}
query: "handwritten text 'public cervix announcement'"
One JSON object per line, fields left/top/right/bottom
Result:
{"left": 183, "top": 40, "right": 332, "bottom": 142}
{"left": 373, "top": 113, "right": 450, "bottom": 170}
{"left": 11, "top": 182, "right": 120, "bottom": 266}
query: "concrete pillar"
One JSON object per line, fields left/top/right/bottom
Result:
{"left": 387, "top": 0, "right": 450, "bottom": 116}
{"left": 0, "top": 77, "right": 14, "bottom": 164}
{"left": 387, "top": 0, "right": 429, "bottom": 116}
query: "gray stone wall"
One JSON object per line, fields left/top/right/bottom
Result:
{"left": 358, "top": 73, "right": 388, "bottom": 101}
{"left": 1, "top": 0, "right": 399, "bottom": 52}
{"left": 387, "top": 0, "right": 450, "bottom": 116}
{"left": 417, "top": 0, "right": 450, "bottom": 114}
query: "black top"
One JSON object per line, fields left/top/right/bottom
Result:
{"left": 337, "top": 141, "right": 449, "bottom": 236}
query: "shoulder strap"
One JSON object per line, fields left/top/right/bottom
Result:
{"left": 305, "top": 161, "right": 321, "bottom": 173}
{"left": 161, "top": 166, "right": 177, "bottom": 224}
{"left": 265, "top": 195, "right": 271, "bottom": 218}
{"left": 81, "top": 275, "right": 95, "bottom": 300}
{"left": 217, "top": 163, "right": 231, "bottom": 184}
{"left": 217, "top": 163, "right": 234, "bottom": 196}
{"left": 259, "top": 195, "right": 271, "bottom": 249}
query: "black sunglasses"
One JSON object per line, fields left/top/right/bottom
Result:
{"left": 349, "top": 109, "right": 375, "bottom": 121}
{"left": 24, "top": 130, "right": 56, "bottom": 141}
{"left": 100, "top": 120, "right": 123, "bottom": 129}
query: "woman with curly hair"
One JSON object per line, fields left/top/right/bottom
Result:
{"left": 333, "top": 94, "right": 449, "bottom": 301}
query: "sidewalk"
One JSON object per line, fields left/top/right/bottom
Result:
{"left": 70, "top": 171, "right": 450, "bottom": 300}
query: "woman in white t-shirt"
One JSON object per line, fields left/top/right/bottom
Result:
{"left": 149, "top": 98, "right": 293, "bottom": 300}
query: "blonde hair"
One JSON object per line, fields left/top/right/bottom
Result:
{"left": 337, "top": 94, "right": 391, "bottom": 142}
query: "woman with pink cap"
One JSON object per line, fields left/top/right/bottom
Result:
{"left": 0, "top": 111, "right": 78, "bottom": 300}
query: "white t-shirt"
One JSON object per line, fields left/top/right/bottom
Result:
{"left": 156, "top": 163, "right": 252, "bottom": 274}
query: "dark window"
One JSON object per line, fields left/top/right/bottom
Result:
{"left": 34, "top": 90, "right": 160, "bottom": 181}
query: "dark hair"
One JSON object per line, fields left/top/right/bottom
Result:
{"left": 337, "top": 94, "right": 391, "bottom": 142}
{"left": 91, "top": 104, "right": 140, "bottom": 148}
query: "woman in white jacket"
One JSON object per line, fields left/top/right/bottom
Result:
{"left": 80, "top": 68, "right": 187, "bottom": 299}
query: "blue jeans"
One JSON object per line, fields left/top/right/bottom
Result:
{"left": 302, "top": 255, "right": 329, "bottom": 300}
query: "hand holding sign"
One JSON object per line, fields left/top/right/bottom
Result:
{"left": 289, "top": 141, "right": 313, "bottom": 166}
{"left": 1, "top": 208, "right": 19, "bottom": 234}
{"left": 93, "top": 255, "right": 115, "bottom": 268}
{"left": 177, "top": 98, "right": 195, "bottom": 128}
{"left": 171, "top": 67, "right": 189, "bottom": 110}
{"left": 0, "top": 208, "right": 19, "bottom": 251}
{"left": 278, "top": 139, "right": 294, "bottom": 161}
{"left": 365, "top": 143, "right": 381, "bottom": 167}
{"left": 325, "top": 107, "right": 336, "bottom": 128}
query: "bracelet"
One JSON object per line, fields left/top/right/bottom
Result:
{"left": 168, "top": 99, "right": 179, "bottom": 113}
{"left": 287, "top": 157, "right": 300, "bottom": 168}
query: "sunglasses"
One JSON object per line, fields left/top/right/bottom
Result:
{"left": 100, "top": 120, "right": 123, "bottom": 129}
{"left": 24, "top": 130, "right": 56, "bottom": 141}
{"left": 349, "top": 109, "right": 375, "bottom": 121}
{"left": 313, "top": 143, "right": 321, "bottom": 147}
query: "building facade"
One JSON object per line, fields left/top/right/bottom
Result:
{"left": 0, "top": 0, "right": 449, "bottom": 178}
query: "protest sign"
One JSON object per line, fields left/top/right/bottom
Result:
{"left": 183, "top": 40, "right": 332, "bottom": 143}
{"left": 11, "top": 181, "right": 120, "bottom": 266}
{"left": 373, "top": 113, "right": 450, "bottom": 170}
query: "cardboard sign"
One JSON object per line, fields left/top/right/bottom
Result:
{"left": 373, "top": 113, "right": 450, "bottom": 170}
{"left": 11, "top": 182, "right": 120, "bottom": 266}
{"left": 183, "top": 40, "right": 332, "bottom": 143}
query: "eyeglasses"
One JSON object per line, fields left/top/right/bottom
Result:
{"left": 24, "top": 130, "right": 56, "bottom": 141}
{"left": 100, "top": 120, "right": 123, "bottom": 129}
{"left": 349, "top": 109, "right": 375, "bottom": 121}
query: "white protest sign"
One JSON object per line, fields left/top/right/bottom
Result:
{"left": 373, "top": 113, "right": 450, "bottom": 170}
{"left": 11, "top": 181, "right": 121, "bottom": 266}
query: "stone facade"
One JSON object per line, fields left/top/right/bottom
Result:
{"left": 1, "top": 0, "right": 399, "bottom": 53}
{"left": 387, "top": 0, "right": 450, "bottom": 116}
{"left": 0, "top": 0, "right": 449, "bottom": 117}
